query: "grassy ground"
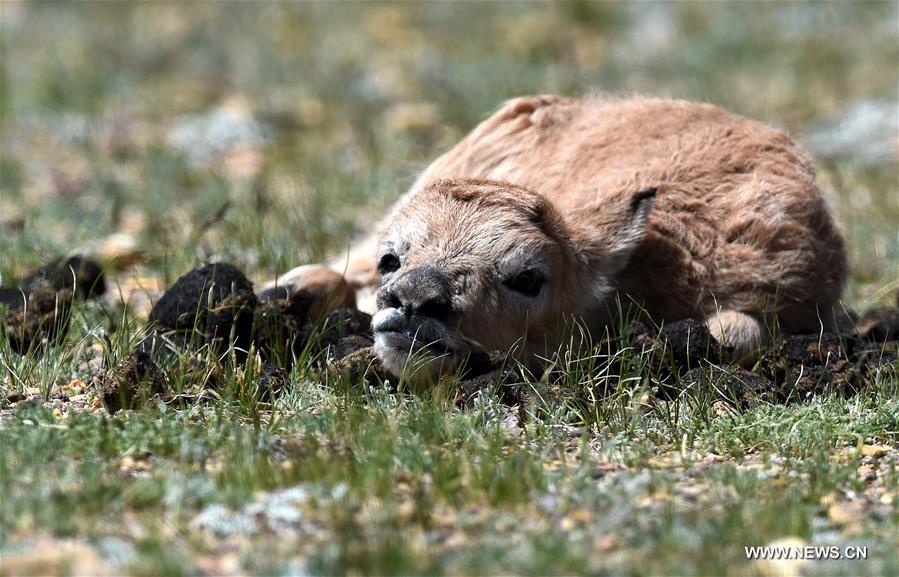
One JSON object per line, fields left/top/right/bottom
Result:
{"left": 1, "top": 2, "right": 897, "bottom": 575}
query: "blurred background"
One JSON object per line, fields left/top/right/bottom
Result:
{"left": 1, "top": 1, "right": 896, "bottom": 309}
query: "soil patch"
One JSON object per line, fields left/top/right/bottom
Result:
{"left": 2, "top": 288, "right": 74, "bottom": 354}
{"left": 100, "top": 351, "right": 168, "bottom": 413}
{"left": 23, "top": 256, "right": 107, "bottom": 300}
{"left": 148, "top": 262, "right": 258, "bottom": 360}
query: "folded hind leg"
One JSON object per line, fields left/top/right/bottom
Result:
{"left": 260, "top": 264, "right": 357, "bottom": 319}
{"left": 705, "top": 310, "right": 765, "bottom": 363}
{"left": 261, "top": 234, "right": 381, "bottom": 315}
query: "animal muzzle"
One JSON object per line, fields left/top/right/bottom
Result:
{"left": 376, "top": 265, "right": 454, "bottom": 322}
{"left": 372, "top": 266, "right": 466, "bottom": 376}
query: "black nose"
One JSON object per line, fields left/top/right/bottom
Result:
{"left": 377, "top": 265, "right": 453, "bottom": 321}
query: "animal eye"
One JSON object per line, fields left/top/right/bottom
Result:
{"left": 504, "top": 269, "right": 545, "bottom": 297}
{"left": 377, "top": 253, "right": 401, "bottom": 275}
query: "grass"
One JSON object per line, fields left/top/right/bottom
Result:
{"left": 1, "top": 2, "right": 898, "bottom": 575}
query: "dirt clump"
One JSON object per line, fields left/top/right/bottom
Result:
{"left": 326, "top": 340, "right": 528, "bottom": 406}
{"left": 257, "top": 363, "right": 288, "bottom": 401}
{"left": 627, "top": 319, "right": 724, "bottom": 380}
{"left": 779, "top": 360, "right": 861, "bottom": 400}
{"left": 327, "top": 334, "right": 374, "bottom": 361}
{"left": 148, "top": 262, "right": 258, "bottom": 359}
{"left": 99, "top": 351, "right": 168, "bottom": 413}
{"left": 254, "top": 289, "right": 370, "bottom": 366}
{"left": 856, "top": 307, "right": 899, "bottom": 344}
{"left": 451, "top": 350, "right": 527, "bottom": 407}
{"left": 23, "top": 256, "right": 107, "bottom": 300}
{"left": 855, "top": 349, "right": 897, "bottom": 381}
{"left": 206, "top": 291, "right": 258, "bottom": 359}
{"left": 180, "top": 357, "right": 224, "bottom": 390}
{"left": 2, "top": 288, "right": 74, "bottom": 353}
{"left": 0, "top": 287, "right": 27, "bottom": 310}
{"left": 758, "top": 333, "right": 853, "bottom": 386}
{"left": 661, "top": 319, "right": 723, "bottom": 366}
{"left": 616, "top": 315, "right": 889, "bottom": 402}
{"left": 252, "top": 291, "right": 316, "bottom": 364}
{"left": 328, "top": 346, "right": 389, "bottom": 387}
{"left": 311, "top": 308, "right": 374, "bottom": 361}
{"left": 137, "top": 262, "right": 308, "bottom": 401}
{"left": 456, "top": 368, "right": 528, "bottom": 408}
{"left": 682, "top": 366, "right": 775, "bottom": 407}
{"left": 1, "top": 256, "right": 105, "bottom": 355}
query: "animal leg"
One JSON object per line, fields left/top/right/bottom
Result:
{"left": 326, "top": 233, "right": 379, "bottom": 313}
{"left": 262, "top": 234, "right": 381, "bottom": 315}
{"left": 705, "top": 309, "right": 765, "bottom": 362}
{"left": 260, "top": 264, "right": 357, "bottom": 319}
{"left": 342, "top": 257, "right": 379, "bottom": 314}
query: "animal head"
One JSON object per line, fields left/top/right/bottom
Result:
{"left": 372, "top": 179, "right": 656, "bottom": 381}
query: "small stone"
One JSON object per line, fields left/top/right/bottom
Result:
{"left": 827, "top": 501, "right": 865, "bottom": 525}
{"left": 857, "top": 464, "right": 877, "bottom": 482}
{"left": 861, "top": 444, "right": 892, "bottom": 458}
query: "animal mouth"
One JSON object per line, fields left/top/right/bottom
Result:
{"left": 371, "top": 308, "right": 464, "bottom": 378}
{"left": 375, "top": 329, "right": 454, "bottom": 356}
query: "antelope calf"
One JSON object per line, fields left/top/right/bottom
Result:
{"left": 270, "top": 95, "right": 848, "bottom": 380}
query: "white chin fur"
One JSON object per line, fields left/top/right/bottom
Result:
{"left": 373, "top": 334, "right": 460, "bottom": 382}
{"left": 373, "top": 335, "right": 411, "bottom": 378}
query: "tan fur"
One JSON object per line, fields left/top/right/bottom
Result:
{"left": 267, "top": 264, "right": 356, "bottom": 318}
{"left": 279, "top": 95, "right": 849, "bottom": 378}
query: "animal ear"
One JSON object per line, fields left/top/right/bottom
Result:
{"left": 597, "top": 187, "right": 657, "bottom": 274}
{"left": 628, "top": 187, "right": 657, "bottom": 227}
